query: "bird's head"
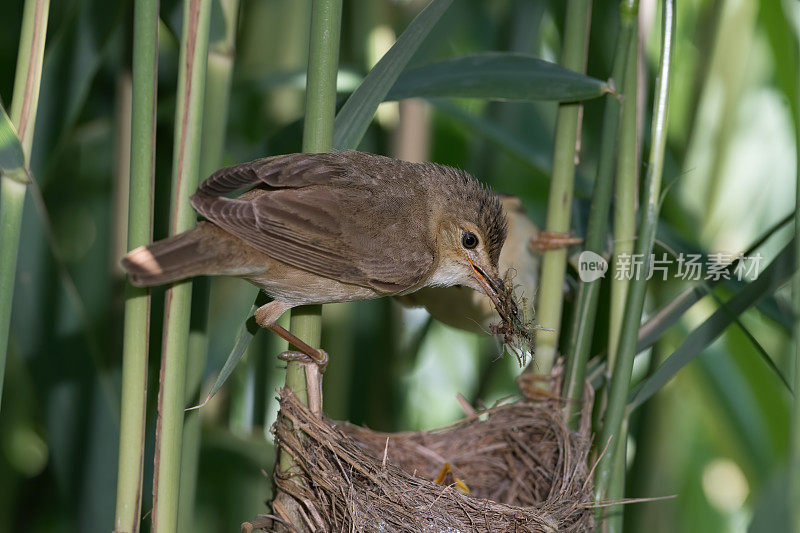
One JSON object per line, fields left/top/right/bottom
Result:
{"left": 428, "top": 176, "right": 518, "bottom": 324}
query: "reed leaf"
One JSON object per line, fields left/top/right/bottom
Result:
{"left": 190, "top": 292, "right": 268, "bottom": 410}
{"left": 628, "top": 240, "right": 795, "bottom": 410}
{"left": 332, "top": 0, "right": 452, "bottom": 150}
{"left": 386, "top": 52, "right": 610, "bottom": 103}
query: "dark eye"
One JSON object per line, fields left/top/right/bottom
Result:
{"left": 461, "top": 231, "right": 479, "bottom": 249}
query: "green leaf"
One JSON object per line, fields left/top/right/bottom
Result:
{"left": 332, "top": 0, "right": 452, "bottom": 150}
{"left": 628, "top": 240, "right": 795, "bottom": 410}
{"left": 188, "top": 291, "right": 269, "bottom": 410}
{"left": 386, "top": 52, "right": 610, "bottom": 103}
{"left": 588, "top": 212, "right": 795, "bottom": 391}
{"left": 0, "top": 103, "right": 26, "bottom": 178}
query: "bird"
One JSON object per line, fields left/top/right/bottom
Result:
{"left": 395, "top": 195, "right": 539, "bottom": 335}
{"left": 121, "top": 150, "right": 517, "bottom": 366}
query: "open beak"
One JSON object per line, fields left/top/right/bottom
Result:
{"left": 468, "top": 259, "right": 518, "bottom": 323}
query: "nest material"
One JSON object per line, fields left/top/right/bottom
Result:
{"left": 249, "top": 384, "right": 594, "bottom": 532}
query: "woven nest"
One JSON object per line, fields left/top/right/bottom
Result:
{"left": 245, "top": 373, "right": 595, "bottom": 532}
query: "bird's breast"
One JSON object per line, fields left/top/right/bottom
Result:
{"left": 245, "top": 258, "right": 382, "bottom": 306}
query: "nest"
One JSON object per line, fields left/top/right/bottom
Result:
{"left": 245, "top": 377, "right": 595, "bottom": 532}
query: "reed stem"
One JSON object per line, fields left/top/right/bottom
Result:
{"left": 272, "top": 3, "right": 342, "bottom": 527}
{"left": 176, "top": 1, "right": 240, "bottom": 529}
{"left": 594, "top": 0, "right": 675, "bottom": 506}
{"left": 789, "top": 13, "right": 800, "bottom": 533}
{"left": 528, "top": 0, "right": 592, "bottom": 375}
{"left": 604, "top": 27, "right": 640, "bottom": 533}
{"left": 0, "top": 0, "right": 50, "bottom": 412}
{"left": 113, "top": 0, "right": 158, "bottom": 530}
{"left": 286, "top": 0, "right": 343, "bottom": 405}
{"left": 151, "top": 0, "right": 212, "bottom": 530}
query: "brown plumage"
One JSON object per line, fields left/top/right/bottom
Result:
{"left": 122, "top": 150, "right": 513, "bottom": 364}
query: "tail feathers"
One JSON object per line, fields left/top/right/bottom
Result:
{"left": 122, "top": 226, "right": 218, "bottom": 287}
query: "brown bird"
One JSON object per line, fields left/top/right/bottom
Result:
{"left": 122, "top": 150, "right": 516, "bottom": 365}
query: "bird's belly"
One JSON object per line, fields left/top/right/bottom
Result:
{"left": 245, "top": 260, "right": 381, "bottom": 306}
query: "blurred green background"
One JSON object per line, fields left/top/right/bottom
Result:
{"left": 0, "top": 0, "right": 798, "bottom": 531}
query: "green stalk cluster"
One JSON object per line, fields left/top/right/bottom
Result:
{"left": 595, "top": 0, "right": 675, "bottom": 508}
{"left": 562, "top": 1, "right": 639, "bottom": 424}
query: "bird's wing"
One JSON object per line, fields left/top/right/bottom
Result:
{"left": 191, "top": 153, "right": 435, "bottom": 292}
{"left": 196, "top": 152, "right": 343, "bottom": 195}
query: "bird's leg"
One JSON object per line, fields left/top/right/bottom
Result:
{"left": 254, "top": 300, "right": 329, "bottom": 368}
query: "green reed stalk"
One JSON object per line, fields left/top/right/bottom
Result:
{"left": 606, "top": 417, "right": 629, "bottom": 533}
{"left": 274, "top": 2, "right": 342, "bottom": 523}
{"left": 595, "top": 0, "right": 674, "bottom": 507}
{"left": 607, "top": 23, "right": 639, "bottom": 390}
{"left": 177, "top": 3, "right": 240, "bottom": 530}
{"left": 0, "top": 0, "right": 50, "bottom": 411}
{"left": 604, "top": 29, "right": 639, "bottom": 533}
{"left": 562, "top": 1, "right": 638, "bottom": 424}
{"left": 285, "top": 0, "right": 343, "bottom": 405}
{"left": 151, "top": 1, "right": 212, "bottom": 531}
{"left": 113, "top": 0, "right": 158, "bottom": 531}
{"left": 790, "top": 18, "right": 800, "bottom": 533}
{"left": 529, "top": 0, "right": 592, "bottom": 375}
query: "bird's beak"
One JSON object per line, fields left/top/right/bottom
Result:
{"left": 467, "top": 259, "right": 518, "bottom": 323}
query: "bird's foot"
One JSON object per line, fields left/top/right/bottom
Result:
{"left": 266, "top": 322, "right": 328, "bottom": 369}
{"left": 433, "top": 462, "right": 470, "bottom": 494}
{"left": 277, "top": 349, "right": 329, "bottom": 369}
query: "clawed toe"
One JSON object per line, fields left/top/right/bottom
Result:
{"left": 277, "top": 349, "right": 329, "bottom": 369}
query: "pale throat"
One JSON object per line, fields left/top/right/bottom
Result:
{"left": 425, "top": 258, "right": 473, "bottom": 289}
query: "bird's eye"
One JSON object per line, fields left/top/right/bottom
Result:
{"left": 461, "top": 231, "right": 479, "bottom": 249}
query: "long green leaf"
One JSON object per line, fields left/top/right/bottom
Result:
{"left": 587, "top": 213, "right": 796, "bottom": 390}
{"left": 332, "top": 0, "right": 452, "bottom": 150}
{"left": 189, "top": 292, "right": 268, "bottom": 410}
{"left": 628, "top": 240, "right": 795, "bottom": 410}
{"left": 387, "top": 52, "right": 610, "bottom": 103}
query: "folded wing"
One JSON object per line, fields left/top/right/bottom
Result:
{"left": 191, "top": 152, "right": 435, "bottom": 293}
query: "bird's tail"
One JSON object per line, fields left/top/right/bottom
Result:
{"left": 121, "top": 222, "right": 247, "bottom": 287}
